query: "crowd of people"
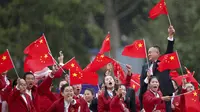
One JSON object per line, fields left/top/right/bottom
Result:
{"left": 0, "top": 25, "right": 199, "bottom": 112}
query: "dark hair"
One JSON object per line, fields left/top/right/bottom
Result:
{"left": 61, "top": 83, "right": 70, "bottom": 93}
{"left": 152, "top": 45, "right": 161, "bottom": 53}
{"left": 171, "top": 79, "right": 181, "bottom": 94}
{"left": 12, "top": 79, "right": 18, "bottom": 88}
{"left": 148, "top": 76, "right": 158, "bottom": 84}
{"left": 23, "top": 72, "right": 34, "bottom": 79}
{"left": 85, "top": 88, "right": 95, "bottom": 96}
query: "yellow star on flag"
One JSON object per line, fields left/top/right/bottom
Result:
{"left": 73, "top": 73, "right": 77, "bottom": 77}
{"left": 170, "top": 56, "right": 174, "bottom": 60}
{"left": 44, "top": 54, "right": 48, "bottom": 58}
{"left": 2, "top": 56, "right": 6, "bottom": 61}
{"left": 71, "top": 63, "right": 75, "bottom": 67}
{"left": 100, "top": 54, "right": 104, "bottom": 58}
{"left": 138, "top": 43, "right": 143, "bottom": 48}
{"left": 39, "top": 39, "right": 43, "bottom": 44}
{"left": 106, "top": 38, "right": 110, "bottom": 41}
{"left": 193, "top": 92, "right": 197, "bottom": 96}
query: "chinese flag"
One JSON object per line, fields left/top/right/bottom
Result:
{"left": 84, "top": 54, "right": 113, "bottom": 72}
{"left": 62, "top": 57, "right": 83, "bottom": 85}
{"left": 99, "top": 33, "right": 111, "bottom": 54}
{"left": 149, "top": 0, "right": 168, "bottom": 19}
{"left": 130, "top": 80, "right": 140, "bottom": 92}
{"left": 24, "top": 53, "right": 54, "bottom": 73}
{"left": 131, "top": 74, "right": 140, "bottom": 84}
{"left": 112, "top": 60, "right": 126, "bottom": 84}
{"left": 82, "top": 71, "right": 98, "bottom": 85}
{"left": 0, "top": 50, "right": 14, "bottom": 74}
{"left": 24, "top": 35, "right": 50, "bottom": 57}
{"left": 170, "top": 70, "right": 180, "bottom": 78}
{"left": 122, "top": 39, "right": 146, "bottom": 58}
{"left": 184, "top": 90, "right": 200, "bottom": 112}
{"left": 157, "top": 52, "right": 180, "bottom": 72}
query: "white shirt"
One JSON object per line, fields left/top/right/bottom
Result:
{"left": 64, "top": 99, "right": 76, "bottom": 112}
{"left": 107, "top": 90, "right": 113, "bottom": 98}
{"left": 21, "top": 94, "right": 28, "bottom": 105}
{"left": 26, "top": 90, "right": 32, "bottom": 100}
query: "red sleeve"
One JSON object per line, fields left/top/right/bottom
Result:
{"left": 98, "top": 94, "right": 105, "bottom": 112}
{"left": 125, "top": 74, "right": 132, "bottom": 87}
{"left": 8, "top": 88, "right": 21, "bottom": 103}
{"left": 0, "top": 76, "right": 6, "bottom": 90}
{"left": 110, "top": 95, "right": 120, "bottom": 111}
{"left": 46, "top": 101, "right": 56, "bottom": 112}
{"left": 54, "top": 69, "right": 63, "bottom": 78}
{"left": 143, "top": 91, "right": 163, "bottom": 105}
{"left": 37, "top": 75, "right": 53, "bottom": 95}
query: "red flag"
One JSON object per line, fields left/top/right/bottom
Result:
{"left": 130, "top": 80, "right": 140, "bottom": 92}
{"left": 0, "top": 50, "right": 14, "bottom": 74}
{"left": 122, "top": 39, "right": 146, "bottom": 58}
{"left": 82, "top": 71, "right": 98, "bottom": 85}
{"left": 84, "top": 54, "right": 113, "bottom": 72}
{"left": 157, "top": 52, "right": 180, "bottom": 72}
{"left": 170, "top": 70, "right": 180, "bottom": 78}
{"left": 149, "top": 0, "right": 168, "bottom": 19}
{"left": 24, "top": 35, "right": 50, "bottom": 57}
{"left": 112, "top": 61, "right": 126, "bottom": 84}
{"left": 24, "top": 53, "right": 54, "bottom": 73}
{"left": 62, "top": 57, "right": 83, "bottom": 85}
{"left": 184, "top": 90, "right": 200, "bottom": 112}
{"left": 99, "top": 33, "right": 111, "bottom": 54}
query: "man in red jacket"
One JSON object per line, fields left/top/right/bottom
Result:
{"left": 8, "top": 78, "right": 36, "bottom": 112}
{"left": 23, "top": 71, "right": 54, "bottom": 112}
{"left": 73, "top": 84, "right": 90, "bottom": 112}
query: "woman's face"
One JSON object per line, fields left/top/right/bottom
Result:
{"left": 186, "top": 83, "right": 195, "bottom": 92}
{"left": 104, "top": 75, "right": 115, "bottom": 89}
{"left": 84, "top": 90, "right": 93, "bottom": 103}
{"left": 120, "top": 85, "right": 126, "bottom": 98}
{"left": 149, "top": 78, "right": 159, "bottom": 92}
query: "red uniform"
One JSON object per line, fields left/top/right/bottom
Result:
{"left": 110, "top": 95, "right": 129, "bottom": 112}
{"left": 98, "top": 92, "right": 113, "bottom": 112}
{"left": 143, "top": 90, "right": 166, "bottom": 112}
{"left": 46, "top": 97, "right": 80, "bottom": 112}
{"left": 73, "top": 95, "right": 90, "bottom": 112}
{"left": 8, "top": 88, "right": 36, "bottom": 112}
{"left": 172, "top": 96, "right": 181, "bottom": 112}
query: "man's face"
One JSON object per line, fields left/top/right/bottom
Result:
{"left": 61, "top": 86, "right": 74, "bottom": 99}
{"left": 25, "top": 74, "right": 35, "bottom": 89}
{"left": 148, "top": 47, "right": 160, "bottom": 61}
{"left": 72, "top": 84, "right": 82, "bottom": 95}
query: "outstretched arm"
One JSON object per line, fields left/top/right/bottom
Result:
{"left": 165, "top": 25, "right": 175, "bottom": 54}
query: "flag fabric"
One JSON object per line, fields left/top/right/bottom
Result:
{"left": 24, "top": 35, "right": 50, "bottom": 57}
{"left": 170, "top": 70, "right": 180, "bottom": 78}
{"left": 84, "top": 54, "right": 113, "bottom": 72}
{"left": 130, "top": 74, "right": 140, "bottom": 92}
{"left": 99, "top": 33, "right": 111, "bottom": 54}
{"left": 0, "top": 50, "right": 14, "bottom": 74}
{"left": 157, "top": 52, "right": 180, "bottom": 72}
{"left": 24, "top": 53, "right": 54, "bottom": 73}
{"left": 112, "top": 61, "right": 126, "bottom": 84}
{"left": 62, "top": 57, "right": 83, "bottom": 85}
{"left": 184, "top": 90, "right": 200, "bottom": 112}
{"left": 149, "top": 0, "right": 168, "bottom": 19}
{"left": 122, "top": 39, "right": 146, "bottom": 58}
{"left": 82, "top": 71, "right": 98, "bottom": 85}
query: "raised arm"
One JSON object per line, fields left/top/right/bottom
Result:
{"left": 165, "top": 25, "right": 175, "bottom": 54}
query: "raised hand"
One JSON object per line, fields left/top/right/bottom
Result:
{"left": 58, "top": 51, "right": 64, "bottom": 64}
{"left": 168, "top": 25, "right": 175, "bottom": 38}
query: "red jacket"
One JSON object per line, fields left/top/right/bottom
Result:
{"left": 172, "top": 96, "right": 181, "bottom": 112}
{"left": 110, "top": 95, "right": 129, "bottom": 112}
{"left": 143, "top": 90, "right": 166, "bottom": 112}
{"left": 8, "top": 88, "right": 36, "bottom": 112}
{"left": 29, "top": 75, "right": 53, "bottom": 112}
{"left": 46, "top": 97, "right": 80, "bottom": 112}
{"left": 98, "top": 92, "right": 112, "bottom": 112}
{"left": 73, "top": 95, "right": 90, "bottom": 112}
{"left": 38, "top": 91, "right": 57, "bottom": 112}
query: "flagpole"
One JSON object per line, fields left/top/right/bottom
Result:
{"left": 7, "top": 49, "right": 20, "bottom": 78}
{"left": 48, "top": 53, "right": 66, "bottom": 73}
{"left": 68, "top": 69, "right": 70, "bottom": 86}
{"left": 167, "top": 14, "right": 172, "bottom": 26}
{"left": 176, "top": 51, "right": 184, "bottom": 75}
{"left": 43, "top": 33, "right": 52, "bottom": 54}
{"left": 143, "top": 39, "right": 150, "bottom": 68}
